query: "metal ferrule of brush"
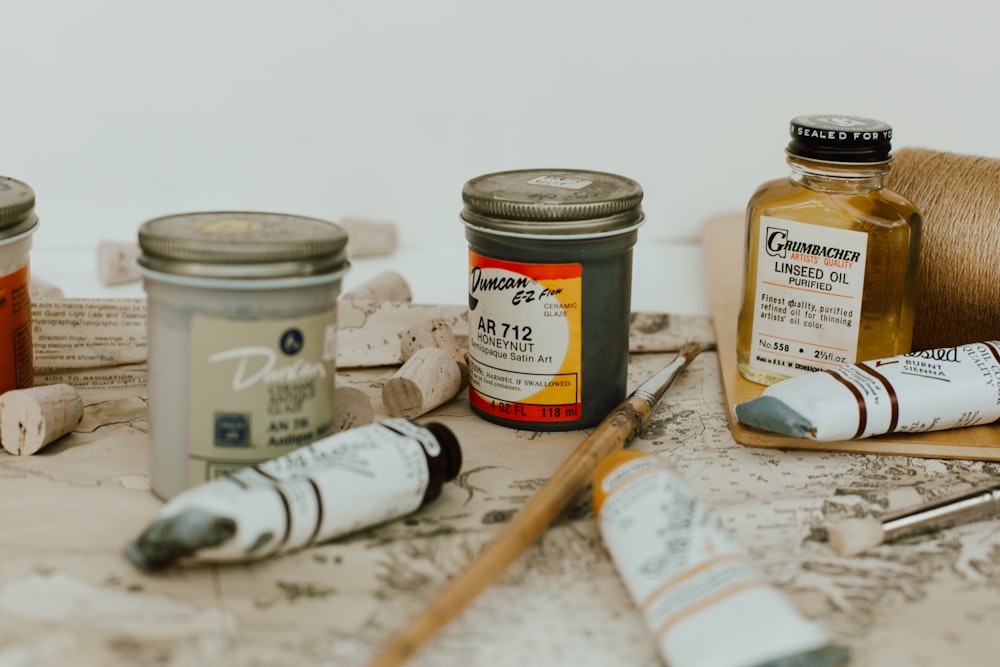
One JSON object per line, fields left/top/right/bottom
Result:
{"left": 882, "top": 485, "right": 1000, "bottom": 542}
{"left": 631, "top": 352, "right": 693, "bottom": 407}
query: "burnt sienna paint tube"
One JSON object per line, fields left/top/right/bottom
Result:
{"left": 125, "top": 418, "right": 461, "bottom": 571}
{"left": 593, "top": 450, "right": 848, "bottom": 667}
{"left": 735, "top": 341, "right": 1000, "bottom": 441}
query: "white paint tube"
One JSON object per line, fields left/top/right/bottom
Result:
{"left": 125, "top": 419, "right": 461, "bottom": 571}
{"left": 593, "top": 450, "right": 847, "bottom": 667}
{"left": 735, "top": 341, "right": 1000, "bottom": 441}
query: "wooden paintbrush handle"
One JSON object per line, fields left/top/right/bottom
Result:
{"left": 366, "top": 396, "right": 651, "bottom": 667}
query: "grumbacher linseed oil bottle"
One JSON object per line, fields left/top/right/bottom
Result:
{"left": 737, "top": 115, "right": 921, "bottom": 385}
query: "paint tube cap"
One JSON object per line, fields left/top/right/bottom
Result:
{"left": 787, "top": 114, "right": 892, "bottom": 164}
{"left": 419, "top": 422, "right": 462, "bottom": 506}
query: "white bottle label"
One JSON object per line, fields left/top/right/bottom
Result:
{"left": 748, "top": 216, "right": 867, "bottom": 378}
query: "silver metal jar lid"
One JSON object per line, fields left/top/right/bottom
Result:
{"left": 137, "top": 211, "right": 349, "bottom": 280}
{"left": 461, "top": 169, "right": 644, "bottom": 238}
{"left": 0, "top": 177, "right": 39, "bottom": 239}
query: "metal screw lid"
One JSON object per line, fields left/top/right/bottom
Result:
{"left": 0, "top": 177, "right": 39, "bottom": 239}
{"left": 137, "top": 211, "right": 349, "bottom": 280}
{"left": 787, "top": 114, "right": 893, "bottom": 164}
{"left": 461, "top": 169, "right": 644, "bottom": 237}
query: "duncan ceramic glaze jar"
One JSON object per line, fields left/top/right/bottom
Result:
{"left": 461, "top": 169, "right": 643, "bottom": 431}
{"left": 137, "top": 211, "right": 349, "bottom": 499}
{"left": 0, "top": 177, "right": 39, "bottom": 395}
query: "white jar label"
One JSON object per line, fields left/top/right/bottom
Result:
{"left": 524, "top": 175, "right": 593, "bottom": 190}
{"left": 467, "top": 250, "right": 582, "bottom": 423}
{"left": 187, "top": 309, "right": 337, "bottom": 486}
{"left": 748, "top": 216, "right": 867, "bottom": 378}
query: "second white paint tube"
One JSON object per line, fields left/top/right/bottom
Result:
{"left": 593, "top": 450, "right": 846, "bottom": 667}
{"left": 735, "top": 341, "right": 1000, "bottom": 440}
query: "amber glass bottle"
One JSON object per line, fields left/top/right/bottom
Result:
{"left": 737, "top": 115, "right": 921, "bottom": 385}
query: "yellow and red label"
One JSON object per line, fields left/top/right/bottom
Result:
{"left": 467, "top": 251, "right": 582, "bottom": 423}
{"left": 0, "top": 264, "right": 33, "bottom": 393}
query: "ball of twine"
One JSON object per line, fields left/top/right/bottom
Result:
{"left": 884, "top": 147, "right": 1000, "bottom": 350}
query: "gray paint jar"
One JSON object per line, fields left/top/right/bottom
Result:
{"left": 461, "top": 169, "right": 643, "bottom": 431}
{"left": 137, "top": 211, "right": 349, "bottom": 499}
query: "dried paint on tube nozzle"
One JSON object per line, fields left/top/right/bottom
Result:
{"left": 593, "top": 450, "right": 847, "bottom": 667}
{"left": 125, "top": 419, "right": 461, "bottom": 571}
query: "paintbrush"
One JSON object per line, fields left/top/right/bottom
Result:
{"left": 828, "top": 482, "right": 1000, "bottom": 556}
{"left": 365, "top": 342, "right": 703, "bottom": 667}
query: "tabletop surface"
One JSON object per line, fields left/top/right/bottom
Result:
{"left": 6, "top": 229, "right": 1000, "bottom": 667}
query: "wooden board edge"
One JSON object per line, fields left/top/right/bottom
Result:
{"left": 701, "top": 213, "right": 1000, "bottom": 461}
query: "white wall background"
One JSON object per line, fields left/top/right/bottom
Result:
{"left": 4, "top": 0, "right": 999, "bottom": 253}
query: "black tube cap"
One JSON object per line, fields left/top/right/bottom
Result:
{"left": 418, "top": 422, "right": 463, "bottom": 506}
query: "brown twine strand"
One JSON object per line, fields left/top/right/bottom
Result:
{"left": 884, "top": 147, "right": 1000, "bottom": 349}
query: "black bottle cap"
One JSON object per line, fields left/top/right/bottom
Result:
{"left": 418, "top": 422, "right": 463, "bottom": 506}
{"left": 787, "top": 114, "right": 892, "bottom": 163}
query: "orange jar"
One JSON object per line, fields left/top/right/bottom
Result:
{"left": 0, "top": 177, "right": 38, "bottom": 394}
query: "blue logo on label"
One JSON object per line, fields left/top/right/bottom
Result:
{"left": 280, "top": 328, "right": 304, "bottom": 356}
{"left": 215, "top": 413, "right": 251, "bottom": 447}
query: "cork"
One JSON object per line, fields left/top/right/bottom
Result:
{"left": 400, "top": 319, "right": 468, "bottom": 389}
{"left": 341, "top": 269, "right": 412, "bottom": 302}
{"left": 382, "top": 347, "right": 462, "bottom": 419}
{"left": 0, "top": 383, "right": 84, "bottom": 456}
{"left": 97, "top": 240, "right": 142, "bottom": 286}
{"left": 29, "top": 275, "right": 64, "bottom": 298}
{"left": 332, "top": 384, "right": 375, "bottom": 431}
{"left": 339, "top": 216, "right": 398, "bottom": 258}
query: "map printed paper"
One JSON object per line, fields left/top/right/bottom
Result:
{"left": 1, "top": 299, "right": 998, "bottom": 666}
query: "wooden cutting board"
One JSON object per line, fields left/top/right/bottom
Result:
{"left": 703, "top": 214, "right": 1000, "bottom": 460}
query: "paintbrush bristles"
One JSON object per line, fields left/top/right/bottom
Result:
{"left": 679, "top": 341, "right": 704, "bottom": 362}
{"left": 828, "top": 484, "right": 1000, "bottom": 558}
{"left": 827, "top": 517, "right": 885, "bottom": 556}
{"left": 631, "top": 342, "right": 702, "bottom": 408}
